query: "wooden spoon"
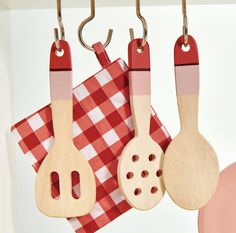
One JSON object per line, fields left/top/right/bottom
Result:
{"left": 198, "top": 162, "right": 236, "bottom": 233}
{"left": 163, "top": 35, "right": 219, "bottom": 210}
{"left": 35, "top": 41, "right": 96, "bottom": 218}
{"left": 118, "top": 39, "right": 165, "bottom": 210}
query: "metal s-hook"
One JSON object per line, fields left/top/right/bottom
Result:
{"left": 78, "top": 0, "right": 113, "bottom": 52}
{"left": 182, "top": 0, "right": 189, "bottom": 46}
{"left": 129, "top": 0, "right": 148, "bottom": 48}
{"left": 54, "top": 0, "right": 65, "bottom": 51}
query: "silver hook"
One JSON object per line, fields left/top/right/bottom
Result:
{"left": 78, "top": 0, "right": 113, "bottom": 52}
{"left": 182, "top": 0, "right": 189, "bottom": 46}
{"left": 54, "top": 0, "right": 65, "bottom": 51}
{"left": 129, "top": 0, "right": 148, "bottom": 48}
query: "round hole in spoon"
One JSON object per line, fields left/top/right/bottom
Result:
{"left": 156, "top": 170, "right": 163, "bottom": 177}
{"left": 126, "top": 172, "right": 134, "bottom": 179}
{"left": 149, "top": 154, "right": 156, "bottom": 161}
{"left": 151, "top": 187, "right": 158, "bottom": 194}
{"left": 134, "top": 188, "right": 142, "bottom": 196}
{"left": 141, "top": 170, "right": 149, "bottom": 178}
{"left": 132, "top": 155, "right": 139, "bottom": 162}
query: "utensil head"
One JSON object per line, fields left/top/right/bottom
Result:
{"left": 35, "top": 142, "right": 96, "bottom": 218}
{"left": 198, "top": 163, "right": 236, "bottom": 233}
{"left": 118, "top": 137, "right": 165, "bottom": 210}
{"left": 163, "top": 132, "right": 219, "bottom": 210}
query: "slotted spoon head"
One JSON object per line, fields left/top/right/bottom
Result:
{"left": 118, "top": 137, "right": 165, "bottom": 210}
{"left": 118, "top": 39, "right": 165, "bottom": 210}
{"left": 35, "top": 40, "right": 96, "bottom": 218}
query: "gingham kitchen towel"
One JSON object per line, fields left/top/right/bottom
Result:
{"left": 11, "top": 42, "right": 171, "bottom": 233}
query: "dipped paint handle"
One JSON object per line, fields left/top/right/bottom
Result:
{"left": 174, "top": 35, "right": 200, "bottom": 131}
{"left": 49, "top": 40, "right": 73, "bottom": 141}
{"left": 174, "top": 35, "right": 200, "bottom": 96}
{"left": 128, "top": 39, "right": 151, "bottom": 136}
{"left": 129, "top": 39, "right": 151, "bottom": 96}
{"left": 50, "top": 40, "right": 72, "bottom": 101}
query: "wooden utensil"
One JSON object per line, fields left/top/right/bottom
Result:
{"left": 35, "top": 40, "right": 96, "bottom": 218}
{"left": 198, "top": 162, "right": 236, "bottom": 233}
{"left": 118, "top": 39, "right": 165, "bottom": 210}
{"left": 163, "top": 35, "right": 219, "bottom": 210}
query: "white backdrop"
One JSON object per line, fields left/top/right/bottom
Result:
{"left": 0, "top": 9, "right": 15, "bottom": 233}
{"left": 2, "top": 4, "right": 236, "bottom": 233}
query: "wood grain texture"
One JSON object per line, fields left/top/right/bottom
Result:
{"left": 118, "top": 39, "right": 165, "bottom": 210}
{"left": 163, "top": 35, "right": 219, "bottom": 210}
{"left": 163, "top": 96, "right": 219, "bottom": 210}
{"left": 118, "top": 96, "right": 165, "bottom": 210}
{"left": 35, "top": 41, "right": 96, "bottom": 218}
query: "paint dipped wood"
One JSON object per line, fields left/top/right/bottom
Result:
{"left": 198, "top": 163, "right": 236, "bottom": 233}
{"left": 163, "top": 35, "right": 219, "bottom": 210}
{"left": 118, "top": 39, "right": 165, "bottom": 210}
{"left": 35, "top": 41, "right": 96, "bottom": 217}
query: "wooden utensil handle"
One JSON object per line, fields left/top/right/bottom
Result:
{"left": 128, "top": 39, "right": 151, "bottom": 136}
{"left": 50, "top": 40, "right": 73, "bottom": 141}
{"left": 174, "top": 35, "right": 200, "bottom": 131}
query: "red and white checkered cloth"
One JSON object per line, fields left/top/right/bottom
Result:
{"left": 11, "top": 43, "right": 171, "bottom": 233}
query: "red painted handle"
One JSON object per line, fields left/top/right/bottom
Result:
{"left": 50, "top": 40, "right": 72, "bottom": 101}
{"left": 174, "top": 35, "right": 199, "bottom": 66}
{"left": 128, "top": 39, "right": 151, "bottom": 135}
{"left": 128, "top": 39, "right": 151, "bottom": 96}
{"left": 50, "top": 40, "right": 72, "bottom": 71}
{"left": 128, "top": 39, "right": 150, "bottom": 70}
{"left": 174, "top": 35, "right": 200, "bottom": 96}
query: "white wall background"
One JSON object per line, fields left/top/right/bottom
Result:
{"left": 0, "top": 9, "right": 15, "bottom": 233}
{"left": 1, "top": 4, "right": 236, "bottom": 233}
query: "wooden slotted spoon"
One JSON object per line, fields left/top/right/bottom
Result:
{"left": 35, "top": 41, "right": 96, "bottom": 218}
{"left": 163, "top": 35, "right": 219, "bottom": 210}
{"left": 118, "top": 39, "right": 165, "bottom": 210}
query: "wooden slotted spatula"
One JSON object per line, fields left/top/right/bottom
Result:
{"left": 35, "top": 40, "right": 96, "bottom": 217}
{"left": 118, "top": 39, "right": 165, "bottom": 210}
{"left": 163, "top": 35, "right": 219, "bottom": 210}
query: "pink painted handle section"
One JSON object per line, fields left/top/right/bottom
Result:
{"left": 50, "top": 71, "right": 72, "bottom": 100}
{"left": 129, "top": 71, "right": 151, "bottom": 95}
{"left": 175, "top": 65, "right": 200, "bottom": 95}
{"left": 49, "top": 40, "right": 73, "bottom": 101}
